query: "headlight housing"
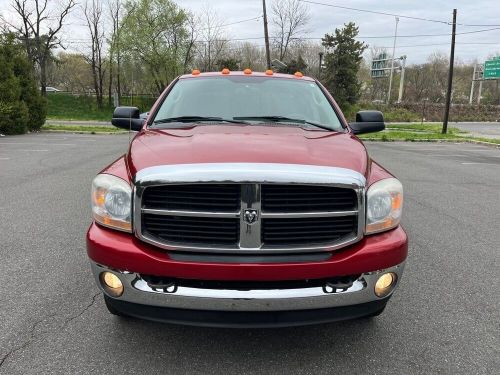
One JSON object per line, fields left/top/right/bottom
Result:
{"left": 91, "top": 174, "right": 132, "bottom": 232}
{"left": 366, "top": 178, "right": 403, "bottom": 234}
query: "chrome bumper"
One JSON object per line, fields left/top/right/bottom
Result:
{"left": 90, "top": 261, "right": 405, "bottom": 312}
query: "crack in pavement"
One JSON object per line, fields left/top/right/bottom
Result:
{"left": 0, "top": 292, "right": 101, "bottom": 370}
{"left": 62, "top": 292, "right": 101, "bottom": 330}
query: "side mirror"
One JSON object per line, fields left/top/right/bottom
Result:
{"left": 111, "top": 106, "right": 144, "bottom": 131}
{"left": 349, "top": 111, "right": 385, "bottom": 135}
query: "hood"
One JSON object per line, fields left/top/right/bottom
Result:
{"left": 126, "top": 125, "right": 369, "bottom": 178}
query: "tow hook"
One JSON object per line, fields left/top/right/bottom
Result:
{"left": 147, "top": 280, "right": 178, "bottom": 293}
{"left": 322, "top": 279, "right": 355, "bottom": 294}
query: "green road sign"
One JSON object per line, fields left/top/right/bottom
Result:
{"left": 371, "top": 53, "right": 389, "bottom": 78}
{"left": 484, "top": 58, "right": 500, "bottom": 79}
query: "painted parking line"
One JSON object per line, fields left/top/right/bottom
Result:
{"left": 461, "top": 162, "right": 500, "bottom": 165}
{"left": 18, "top": 149, "right": 49, "bottom": 152}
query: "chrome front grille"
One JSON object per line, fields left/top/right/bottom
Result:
{"left": 134, "top": 163, "right": 366, "bottom": 254}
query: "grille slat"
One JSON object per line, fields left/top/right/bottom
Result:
{"left": 143, "top": 214, "right": 239, "bottom": 245}
{"left": 262, "top": 216, "right": 357, "bottom": 246}
{"left": 262, "top": 185, "right": 357, "bottom": 213}
{"left": 143, "top": 184, "right": 240, "bottom": 211}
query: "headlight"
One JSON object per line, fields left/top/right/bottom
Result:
{"left": 366, "top": 178, "right": 403, "bottom": 234}
{"left": 91, "top": 174, "right": 132, "bottom": 232}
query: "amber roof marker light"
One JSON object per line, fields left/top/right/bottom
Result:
{"left": 244, "top": 68, "right": 253, "bottom": 75}
{"left": 265, "top": 69, "right": 274, "bottom": 75}
{"left": 192, "top": 69, "right": 201, "bottom": 76}
{"left": 294, "top": 72, "right": 303, "bottom": 78}
{"left": 221, "top": 68, "right": 230, "bottom": 75}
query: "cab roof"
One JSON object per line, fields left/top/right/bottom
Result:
{"left": 179, "top": 70, "right": 316, "bottom": 82}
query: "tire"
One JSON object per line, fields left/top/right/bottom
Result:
{"left": 104, "top": 295, "right": 127, "bottom": 317}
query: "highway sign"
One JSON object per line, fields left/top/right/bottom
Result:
{"left": 371, "top": 53, "right": 389, "bottom": 78}
{"left": 484, "top": 57, "right": 500, "bottom": 79}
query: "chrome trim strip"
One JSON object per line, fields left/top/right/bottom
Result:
{"left": 91, "top": 261, "right": 405, "bottom": 312}
{"left": 239, "top": 184, "right": 262, "bottom": 249}
{"left": 134, "top": 163, "right": 366, "bottom": 187}
{"left": 142, "top": 208, "right": 240, "bottom": 218}
{"left": 261, "top": 210, "right": 358, "bottom": 218}
{"left": 133, "top": 163, "right": 366, "bottom": 254}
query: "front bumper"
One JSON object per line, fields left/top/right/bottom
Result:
{"left": 105, "top": 297, "right": 390, "bottom": 328}
{"left": 87, "top": 223, "right": 408, "bottom": 281}
{"left": 91, "top": 260, "right": 404, "bottom": 326}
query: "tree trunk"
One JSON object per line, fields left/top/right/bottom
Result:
{"left": 40, "top": 57, "right": 47, "bottom": 96}
{"left": 108, "top": 55, "right": 113, "bottom": 108}
{"left": 117, "top": 51, "right": 121, "bottom": 103}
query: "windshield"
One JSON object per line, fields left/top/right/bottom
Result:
{"left": 151, "top": 76, "right": 344, "bottom": 131}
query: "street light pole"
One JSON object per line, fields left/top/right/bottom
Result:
{"left": 262, "top": 0, "right": 271, "bottom": 69}
{"left": 397, "top": 55, "right": 406, "bottom": 103}
{"left": 387, "top": 16, "right": 399, "bottom": 104}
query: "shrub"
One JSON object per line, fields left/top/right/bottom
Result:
{"left": 0, "top": 33, "right": 46, "bottom": 134}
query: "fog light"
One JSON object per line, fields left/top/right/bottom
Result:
{"left": 374, "top": 272, "right": 397, "bottom": 297}
{"left": 100, "top": 271, "right": 124, "bottom": 297}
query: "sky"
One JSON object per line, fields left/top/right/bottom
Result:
{"left": 1, "top": 0, "right": 499, "bottom": 65}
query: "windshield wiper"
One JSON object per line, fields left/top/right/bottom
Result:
{"left": 233, "top": 116, "right": 333, "bottom": 131}
{"left": 153, "top": 116, "right": 249, "bottom": 125}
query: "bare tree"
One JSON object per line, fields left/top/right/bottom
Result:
{"left": 10, "top": 0, "right": 77, "bottom": 95}
{"left": 197, "top": 5, "right": 228, "bottom": 71}
{"left": 108, "top": 0, "right": 122, "bottom": 106}
{"left": 83, "top": 0, "right": 106, "bottom": 109}
{"left": 183, "top": 12, "right": 198, "bottom": 72}
{"left": 271, "top": 0, "right": 310, "bottom": 61}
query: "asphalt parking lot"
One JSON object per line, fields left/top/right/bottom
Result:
{"left": 0, "top": 133, "right": 499, "bottom": 374}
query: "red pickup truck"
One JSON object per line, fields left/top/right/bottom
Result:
{"left": 87, "top": 70, "right": 407, "bottom": 327}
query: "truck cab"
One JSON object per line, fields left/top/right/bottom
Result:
{"left": 87, "top": 70, "right": 407, "bottom": 327}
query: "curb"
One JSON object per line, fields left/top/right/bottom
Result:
{"left": 41, "top": 130, "right": 127, "bottom": 135}
{"left": 362, "top": 138, "right": 500, "bottom": 148}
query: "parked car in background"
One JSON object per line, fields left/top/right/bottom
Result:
{"left": 44, "top": 86, "right": 61, "bottom": 92}
{"left": 87, "top": 69, "right": 407, "bottom": 327}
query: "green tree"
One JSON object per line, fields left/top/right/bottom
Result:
{"left": 120, "top": 0, "right": 192, "bottom": 94}
{"left": 0, "top": 34, "right": 46, "bottom": 135}
{"left": 322, "top": 22, "right": 367, "bottom": 109}
{"left": 281, "top": 55, "right": 308, "bottom": 74}
{"left": 216, "top": 58, "right": 240, "bottom": 71}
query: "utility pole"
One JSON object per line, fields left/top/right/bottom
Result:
{"left": 262, "top": 0, "right": 271, "bottom": 69}
{"left": 442, "top": 9, "right": 457, "bottom": 134}
{"left": 387, "top": 16, "right": 399, "bottom": 104}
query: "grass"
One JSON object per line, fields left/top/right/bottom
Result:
{"left": 46, "top": 93, "right": 156, "bottom": 121}
{"left": 41, "top": 125, "right": 125, "bottom": 133}
{"left": 359, "top": 123, "right": 500, "bottom": 145}
{"left": 386, "top": 123, "right": 465, "bottom": 133}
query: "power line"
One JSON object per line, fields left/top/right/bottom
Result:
{"left": 298, "top": 0, "right": 450, "bottom": 25}
{"left": 374, "top": 42, "right": 500, "bottom": 49}
{"left": 217, "top": 15, "right": 262, "bottom": 28}
{"left": 300, "top": 0, "right": 500, "bottom": 28}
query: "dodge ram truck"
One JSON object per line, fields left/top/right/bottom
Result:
{"left": 87, "top": 69, "right": 407, "bottom": 327}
